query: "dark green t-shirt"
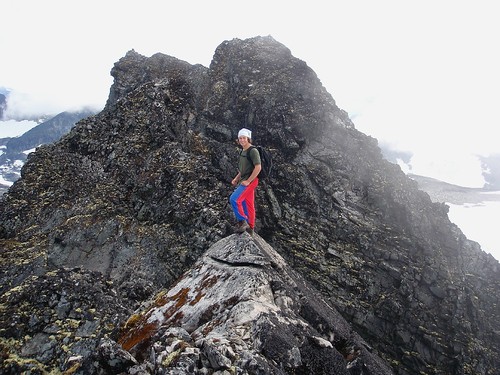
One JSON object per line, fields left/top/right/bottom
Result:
{"left": 239, "top": 147, "right": 261, "bottom": 181}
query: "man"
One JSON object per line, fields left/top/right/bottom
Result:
{"left": 230, "top": 128, "right": 262, "bottom": 235}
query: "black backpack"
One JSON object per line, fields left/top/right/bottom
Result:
{"left": 246, "top": 145, "right": 273, "bottom": 180}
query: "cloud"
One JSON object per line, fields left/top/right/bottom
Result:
{"left": 409, "top": 151, "right": 486, "bottom": 188}
{"left": 4, "top": 90, "right": 94, "bottom": 119}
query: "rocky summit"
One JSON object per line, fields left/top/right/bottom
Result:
{"left": 0, "top": 36, "right": 499, "bottom": 374}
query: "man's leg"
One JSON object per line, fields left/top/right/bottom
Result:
{"left": 230, "top": 185, "right": 249, "bottom": 222}
{"left": 242, "top": 201, "right": 249, "bottom": 221}
{"left": 242, "top": 179, "right": 258, "bottom": 229}
{"left": 245, "top": 188, "right": 256, "bottom": 229}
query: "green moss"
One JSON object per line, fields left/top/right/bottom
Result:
{"left": 162, "top": 348, "right": 182, "bottom": 367}
{"left": 0, "top": 337, "right": 62, "bottom": 375}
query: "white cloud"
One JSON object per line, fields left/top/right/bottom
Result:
{"left": 408, "top": 151, "right": 486, "bottom": 188}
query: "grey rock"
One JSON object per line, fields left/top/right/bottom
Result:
{"left": 98, "top": 338, "right": 138, "bottom": 371}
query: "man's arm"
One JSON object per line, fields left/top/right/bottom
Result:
{"left": 231, "top": 171, "right": 242, "bottom": 186}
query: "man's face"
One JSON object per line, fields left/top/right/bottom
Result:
{"left": 238, "top": 136, "right": 250, "bottom": 147}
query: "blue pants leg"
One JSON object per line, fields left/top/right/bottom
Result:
{"left": 230, "top": 185, "right": 248, "bottom": 222}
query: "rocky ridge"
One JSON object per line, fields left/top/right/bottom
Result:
{"left": 0, "top": 36, "right": 499, "bottom": 374}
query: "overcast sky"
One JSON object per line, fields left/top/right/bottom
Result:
{"left": 2, "top": 0, "right": 499, "bottom": 187}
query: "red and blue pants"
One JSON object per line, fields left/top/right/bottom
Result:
{"left": 230, "top": 178, "right": 259, "bottom": 229}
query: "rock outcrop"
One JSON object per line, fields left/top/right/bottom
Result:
{"left": 111, "top": 233, "right": 392, "bottom": 374}
{"left": 1, "top": 36, "right": 499, "bottom": 374}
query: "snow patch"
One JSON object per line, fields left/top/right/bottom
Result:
{"left": 447, "top": 199, "right": 500, "bottom": 261}
{"left": 0, "top": 174, "right": 13, "bottom": 187}
{"left": 0, "top": 119, "right": 38, "bottom": 138}
{"left": 23, "top": 147, "right": 37, "bottom": 155}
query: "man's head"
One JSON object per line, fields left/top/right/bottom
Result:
{"left": 238, "top": 128, "right": 252, "bottom": 140}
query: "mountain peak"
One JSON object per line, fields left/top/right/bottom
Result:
{"left": 1, "top": 36, "right": 499, "bottom": 374}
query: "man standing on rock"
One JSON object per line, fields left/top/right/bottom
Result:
{"left": 230, "top": 128, "right": 261, "bottom": 235}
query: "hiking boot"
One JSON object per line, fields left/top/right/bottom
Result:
{"left": 234, "top": 220, "right": 250, "bottom": 233}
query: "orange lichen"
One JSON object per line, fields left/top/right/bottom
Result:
{"left": 119, "top": 319, "right": 158, "bottom": 352}
{"left": 123, "top": 313, "right": 142, "bottom": 329}
{"left": 170, "top": 311, "right": 185, "bottom": 325}
{"left": 198, "top": 275, "right": 219, "bottom": 291}
{"left": 153, "top": 290, "right": 168, "bottom": 307}
{"left": 169, "top": 287, "right": 190, "bottom": 310}
{"left": 189, "top": 292, "right": 205, "bottom": 305}
{"left": 118, "top": 287, "right": 191, "bottom": 352}
{"left": 201, "top": 319, "right": 221, "bottom": 335}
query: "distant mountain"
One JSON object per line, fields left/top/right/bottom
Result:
{"left": 0, "top": 109, "right": 96, "bottom": 195}
{"left": 3, "top": 109, "right": 95, "bottom": 154}
{"left": 408, "top": 173, "right": 500, "bottom": 205}
{"left": 380, "top": 143, "right": 500, "bottom": 190}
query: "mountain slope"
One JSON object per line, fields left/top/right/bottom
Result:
{"left": 0, "top": 36, "right": 498, "bottom": 374}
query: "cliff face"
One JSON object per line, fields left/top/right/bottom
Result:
{"left": 0, "top": 36, "right": 499, "bottom": 374}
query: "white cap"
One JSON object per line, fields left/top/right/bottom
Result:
{"left": 238, "top": 128, "right": 252, "bottom": 139}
